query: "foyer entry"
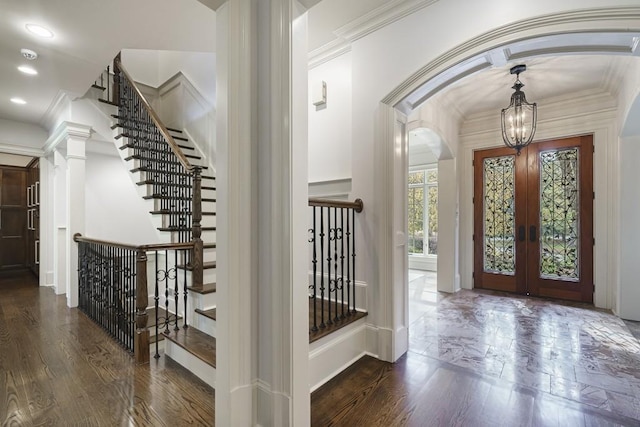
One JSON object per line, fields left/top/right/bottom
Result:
{"left": 473, "top": 135, "right": 593, "bottom": 303}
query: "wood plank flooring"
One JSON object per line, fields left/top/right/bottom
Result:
{"left": 0, "top": 271, "right": 214, "bottom": 426}
{"left": 312, "top": 285, "right": 640, "bottom": 426}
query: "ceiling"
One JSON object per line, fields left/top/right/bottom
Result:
{"left": 0, "top": 0, "right": 216, "bottom": 127}
{"left": 430, "top": 54, "right": 635, "bottom": 120}
{"left": 2, "top": 0, "right": 639, "bottom": 156}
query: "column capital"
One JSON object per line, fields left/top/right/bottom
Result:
{"left": 43, "top": 121, "right": 92, "bottom": 155}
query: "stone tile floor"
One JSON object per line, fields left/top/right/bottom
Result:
{"left": 408, "top": 270, "right": 640, "bottom": 422}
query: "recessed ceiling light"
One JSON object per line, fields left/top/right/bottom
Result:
{"left": 18, "top": 65, "right": 38, "bottom": 75}
{"left": 25, "top": 24, "right": 53, "bottom": 38}
{"left": 10, "top": 98, "right": 27, "bottom": 105}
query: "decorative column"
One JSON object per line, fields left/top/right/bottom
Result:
{"left": 44, "top": 121, "right": 92, "bottom": 306}
{"left": 214, "top": 0, "right": 309, "bottom": 425}
{"left": 64, "top": 124, "right": 90, "bottom": 308}
{"left": 52, "top": 149, "right": 67, "bottom": 296}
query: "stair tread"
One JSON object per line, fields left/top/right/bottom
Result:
{"left": 195, "top": 308, "right": 216, "bottom": 321}
{"left": 166, "top": 127, "right": 183, "bottom": 133}
{"left": 157, "top": 226, "right": 216, "bottom": 232}
{"left": 124, "top": 153, "right": 207, "bottom": 168}
{"left": 158, "top": 227, "right": 216, "bottom": 231}
{"left": 143, "top": 195, "right": 216, "bottom": 202}
{"left": 98, "top": 98, "right": 118, "bottom": 106}
{"left": 135, "top": 181, "right": 214, "bottom": 192}
{"left": 91, "top": 84, "right": 106, "bottom": 90}
{"left": 177, "top": 261, "right": 216, "bottom": 270}
{"left": 203, "top": 243, "right": 217, "bottom": 249}
{"left": 163, "top": 327, "right": 216, "bottom": 368}
{"left": 130, "top": 167, "right": 215, "bottom": 181}
{"left": 147, "top": 307, "right": 182, "bottom": 329}
{"left": 188, "top": 282, "right": 216, "bottom": 294}
{"left": 119, "top": 143, "right": 198, "bottom": 157}
{"left": 149, "top": 210, "right": 216, "bottom": 216}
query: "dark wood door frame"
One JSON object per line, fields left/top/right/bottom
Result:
{"left": 473, "top": 135, "right": 594, "bottom": 303}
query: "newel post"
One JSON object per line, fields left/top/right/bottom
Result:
{"left": 113, "top": 52, "right": 121, "bottom": 105}
{"left": 192, "top": 167, "right": 204, "bottom": 290}
{"left": 134, "top": 248, "right": 150, "bottom": 364}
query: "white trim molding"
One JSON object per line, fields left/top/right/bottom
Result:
{"left": 309, "top": 0, "right": 439, "bottom": 69}
{"left": 372, "top": 8, "right": 640, "bottom": 368}
{"left": 43, "top": 121, "right": 92, "bottom": 155}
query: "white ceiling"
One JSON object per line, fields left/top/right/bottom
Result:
{"left": 430, "top": 54, "right": 635, "bottom": 119}
{"left": 0, "top": 0, "right": 216, "bottom": 126}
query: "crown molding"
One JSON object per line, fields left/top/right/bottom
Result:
{"left": 383, "top": 6, "right": 640, "bottom": 106}
{"left": 460, "top": 88, "right": 617, "bottom": 138}
{"left": 308, "top": 0, "right": 438, "bottom": 68}
{"left": 309, "top": 39, "right": 351, "bottom": 69}
{"left": 0, "top": 143, "right": 43, "bottom": 157}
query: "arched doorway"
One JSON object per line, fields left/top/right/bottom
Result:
{"left": 374, "top": 12, "right": 640, "bottom": 361}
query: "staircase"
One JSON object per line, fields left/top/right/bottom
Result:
{"left": 94, "top": 55, "right": 218, "bottom": 388}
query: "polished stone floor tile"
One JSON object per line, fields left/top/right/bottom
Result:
{"left": 407, "top": 270, "right": 640, "bottom": 422}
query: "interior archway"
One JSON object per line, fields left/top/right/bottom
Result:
{"left": 374, "top": 11, "right": 640, "bottom": 361}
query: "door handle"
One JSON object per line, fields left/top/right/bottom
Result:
{"left": 518, "top": 225, "right": 525, "bottom": 242}
{"left": 530, "top": 225, "right": 537, "bottom": 242}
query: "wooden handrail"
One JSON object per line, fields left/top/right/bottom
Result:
{"left": 308, "top": 198, "right": 363, "bottom": 213}
{"left": 113, "top": 57, "right": 194, "bottom": 173}
{"left": 73, "top": 233, "right": 195, "bottom": 252}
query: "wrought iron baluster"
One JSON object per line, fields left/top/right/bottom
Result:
{"left": 173, "top": 249, "right": 179, "bottom": 332}
{"left": 319, "top": 207, "right": 325, "bottom": 329}
{"left": 154, "top": 250, "right": 160, "bottom": 359}
{"left": 311, "top": 207, "right": 318, "bottom": 332}
{"left": 327, "top": 207, "right": 332, "bottom": 325}
{"left": 340, "top": 208, "right": 345, "bottom": 319}
{"left": 352, "top": 208, "right": 356, "bottom": 314}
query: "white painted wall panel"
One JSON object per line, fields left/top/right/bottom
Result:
{"left": 308, "top": 52, "right": 352, "bottom": 183}
{"left": 84, "top": 151, "right": 160, "bottom": 245}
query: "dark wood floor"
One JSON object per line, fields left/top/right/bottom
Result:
{"left": 0, "top": 271, "right": 214, "bottom": 426}
{"left": 312, "top": 287, "right": 640, "bottom": 427}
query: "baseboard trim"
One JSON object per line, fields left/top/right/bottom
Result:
{"left": 309, "top": 318, "right": 368, "bottom": 391}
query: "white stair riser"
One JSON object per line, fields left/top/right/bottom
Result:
{"left": 165, "top": 340, "right": 216, "bottom": 389}
{"left": 156, "top": 214, "right": 216, "bottom": 229}
{"left": 191, "top": 311, "right": 216, "bottom": 338}
{"left": 140, "top": 183, "right": 215, "bottom": 199}
{"left": 189, "top": 291, "right": 218, "bottom": 311}
{"left": 166, "top": 229, "right": 216, "bottom": 242}
{"left": 204, "top": 248, "right": 216, "bottom": 263}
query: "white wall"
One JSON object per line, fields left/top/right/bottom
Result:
{"left": 122, "top": 49, "right": 216, "bottom": 107}
{"left": 306, "top": 0, "right": 640, "bottom": 362}
{"left": 0, "top": 118, "right": 47, "bottom": 154}
{"left": 619, "top": 134, "right": 640, "bottom": 320}
{"left": 617, "top": 58, "right": 640, "bottom": 320}
{"left": 308, "top": 52, "right": 352, "bottom": 183}
{"left": 84, "top": 151, "right": 160, "bottom": 245}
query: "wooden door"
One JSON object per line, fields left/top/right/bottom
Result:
{"left": 0, "top": 167, "right": 27, "bottom": 270}
{"left": 474, "top": 135, "right": 594, "bottom": 303}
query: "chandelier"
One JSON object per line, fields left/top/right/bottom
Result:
{"left": 501, "top": 64, "right": 537, "bottom": 155}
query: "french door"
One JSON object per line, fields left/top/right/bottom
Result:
{"left": 473, "top": 135, "right": 593, "bottom": 303}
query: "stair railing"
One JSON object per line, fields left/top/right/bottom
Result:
{"left": 308, "top": 198, "right": 363, "bottom": 335}
{"left": 108, "top": 54, "right": 203, "bottom": 290}
{"left": 74, "top": 234, "right": 194, "bottom": 363}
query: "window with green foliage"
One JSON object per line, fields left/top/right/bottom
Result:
{"left": 408, "top": 168, "right": 438, "bottom": 256}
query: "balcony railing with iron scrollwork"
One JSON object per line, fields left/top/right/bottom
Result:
{"left": 308, "top": 198, "right": 364, "bottom": 340}
{"left": 74, "top": 234, "right": 194, "bottom": 363}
